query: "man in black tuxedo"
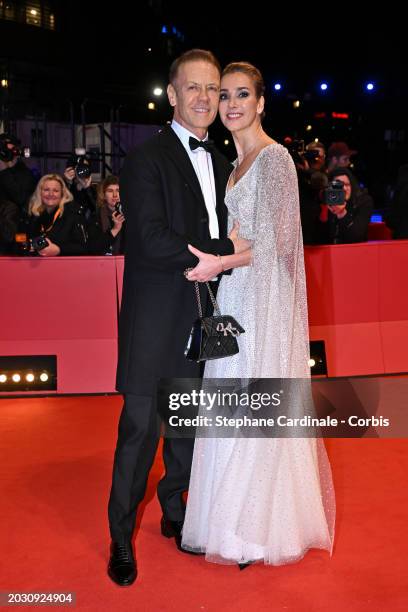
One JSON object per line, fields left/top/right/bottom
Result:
{"left": 108, "top": 49, "right": 244, "bottom": 586}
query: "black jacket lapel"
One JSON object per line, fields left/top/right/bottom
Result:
{"left": 159, "top": 126, "right": 207, "bottom": 209}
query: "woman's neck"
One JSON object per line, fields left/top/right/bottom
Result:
{"left": 43, "top": 204, "right": 58, "bottom": 214}
{"left": 232, "top": 125, "right": 271, "bottom": 165}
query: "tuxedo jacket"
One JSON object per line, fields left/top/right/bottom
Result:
{"left": 116, "top": 126, "right": 233, "bottom": 395}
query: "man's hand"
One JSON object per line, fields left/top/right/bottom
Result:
{"left": 228, "top": 219, "right": 251, "bottom": 253}
{"left": 38, "top": 239, "right": 61, "bottom": 257}
{"left": 76, "top": 175, "right": 92, "bottom": 190}
{"left": 0, "top": 159, "right": 15, "bottom": 171}
{"left": 63, "top": 167, "right": 75, "bottom": 183}
{"left": 185, "top": 244, "right": 222, "bottom": 282}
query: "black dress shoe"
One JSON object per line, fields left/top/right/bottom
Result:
{"left": 238, "top": 561, "right": 255, "bottom": 571}
{"left": 160, "top": 516, "right": 204, "bottom": 556}
{"left": 108, "top": 541, "right": 137, "bottom": 586}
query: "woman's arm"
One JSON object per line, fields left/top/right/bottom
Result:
{"left": 185, "top": 244, "right": 252, "bottom": 282}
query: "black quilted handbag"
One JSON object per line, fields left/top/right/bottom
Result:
{"left": 184, "top": 279, "right": 245, "bottom": 362}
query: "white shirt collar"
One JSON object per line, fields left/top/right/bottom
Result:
{"left": 171, "top": 120, "right": 209, "bottom": 153}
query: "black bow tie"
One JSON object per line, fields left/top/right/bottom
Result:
{"left": 189, "top": 136, "right": 214, "bottom": 153}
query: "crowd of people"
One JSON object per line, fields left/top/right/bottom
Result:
{"left": 1, "top": 125, "right": 408, "bottom": 257}
{"left": 0, "top": 136, "right": 125, "bottom": 256}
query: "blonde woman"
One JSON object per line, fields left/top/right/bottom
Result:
{"left": 28, "top": 173, "right": 86, "bottom": 256}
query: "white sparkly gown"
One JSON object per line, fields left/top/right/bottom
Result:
{"left": 181, "top": 143, "right": 335, "bottom": 565}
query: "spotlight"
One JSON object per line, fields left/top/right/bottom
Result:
{"left": 147, "top": 102, "right": 156, "bottom": 110}
{"left": 293, "top": 100, "right": 300, "bottom": 109}
{"left": 0, "top": 356, "right": 57, "bottom": 393}
{"left": 153, "top": 87, "right": 163, "bottom": 96}
{"left": 366, "top": 82, "right": 375, "bottom": 92}
{"left": 320, "top": 82, "right": 328, "bottom": 91}
{"left": 309, "top": 341, "right": 327, "bottom": 375}
{"left": 224, "top": 139, "right": 229, "bottom": 146}
{"left": 161, "top": 25, "right": 168, "bottom": 34}
{"left": 306, "top": 124, "right": 312, "bottom": 131}
{"left": 274, "top": 83, "right": 282, "bottom": 91}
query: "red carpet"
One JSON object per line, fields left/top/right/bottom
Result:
{"left": 0, "top": 396, "right": 407, "bottom": 611}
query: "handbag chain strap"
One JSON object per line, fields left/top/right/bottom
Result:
{"left": 192, "top": 280, "right": 221, "bottom": 318}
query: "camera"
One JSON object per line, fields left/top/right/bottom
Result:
{"left": 14, "top": 233, "right": 48, "bottom": 255}
{"left": 284, "top": 138, "right": 305, "bottom": 164}
{"left": 323, "top": 179, "right": 346, "bottom": 205}
{"left": 0, "top": 134, "right": 30, "bottom": 163}
{"left": 303, "top": 149, "right": 320, "bottom": 163}
{"left": 66, "top": 148, "right": 91, "bottom": 179}
{"left": 30, "top": 235, "right": 49, "bottom": 251}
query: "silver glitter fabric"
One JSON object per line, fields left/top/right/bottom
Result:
{"left": 182, "top": 144, "right": 336, "bottom": 565}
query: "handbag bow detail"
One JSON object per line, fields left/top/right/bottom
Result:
{"left": 216, "top": 321, "right": 240, "bottom": 337}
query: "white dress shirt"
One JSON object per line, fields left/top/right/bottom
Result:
{"left": 171, "top": 120, "right": 219, "bottom": 239}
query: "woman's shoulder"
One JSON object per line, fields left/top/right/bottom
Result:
{"left": 257, "top": 141, "right": 294, "bottom": 173}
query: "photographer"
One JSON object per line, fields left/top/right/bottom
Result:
{"left": 285, "top": 139, "right": 329, "bottom": 244}
{"left": 86, "top": 175, "right": 125, "bottom": 255}
{"left": 63, "top": 149, "right": 97, "bottom": 218}
{"left": 0, "top": 197, "right": 19, "bottom": 254}
{"left": 0, "top": 134, "right": 37, "bottom": 213}
{"left": 27, "top": 174, "right": 87, "bottom": 256}
{"left": 318, "top": 167, "right": 373, "bottom": 244}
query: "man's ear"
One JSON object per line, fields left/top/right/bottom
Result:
{"left": 167, "top": 83, "right": 177, "bottom": 107}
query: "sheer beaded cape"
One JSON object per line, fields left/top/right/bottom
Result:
{"left": 181, "top": 143, "right": 336, "bottom": 565}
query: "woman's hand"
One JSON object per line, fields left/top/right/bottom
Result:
{"left": 111, "top": 211, "right": 125, "bottom": 236}
{"left": 38, "top": 239, "right": 61, "bottom": 257}
{"left": 185, "top": 245, "right": 222, "bottom": 282}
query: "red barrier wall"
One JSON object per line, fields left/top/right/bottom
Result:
{"left": 1, "top": 241, "right": 408, "bottom": 394}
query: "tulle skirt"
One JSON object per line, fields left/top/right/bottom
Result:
{"left": 182, "top": 434, "right": 335, "bottom": 565}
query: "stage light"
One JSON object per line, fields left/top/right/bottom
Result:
{"left": 366, "top": 82, "right": 375, "bottom": 91}
{"left": 293, "top": 100, "right": 300, "bottom": 109}
{"left": 147, "top": 102, "right": 156, "bottom": 110}
{"left": 153, "top": 87, "right": 163, "bottom": 96}
{"left": 371, "top": 214, "right": 382, "bottom": 222}
{"left": 30, "top": 9, "right": 37, "bottom": 15}
{"left": 161, "top": 25, "right": 168, "bottom": 34}
{"left": 1, "top": 79, "right": 8, "bottom": 88}
{"left": 0, "top": 356, "right": 57, "bottom": 393}
{"left": 147, "top": 48, "right": 152, "bottom": 52}
{"left": 274, "top": 83, "right": 282, "bottom": 91}
{"left": 309, "top": 341, "right": 327, "bottom": 375}
{"left": 306, "top": 124, "right": 312, "bottom": 131}
{"left": 224, "top": 139, "right": 229, "bottom": 146}
{"left": 320, "top": 82, "right": 328, "bottom": 91}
